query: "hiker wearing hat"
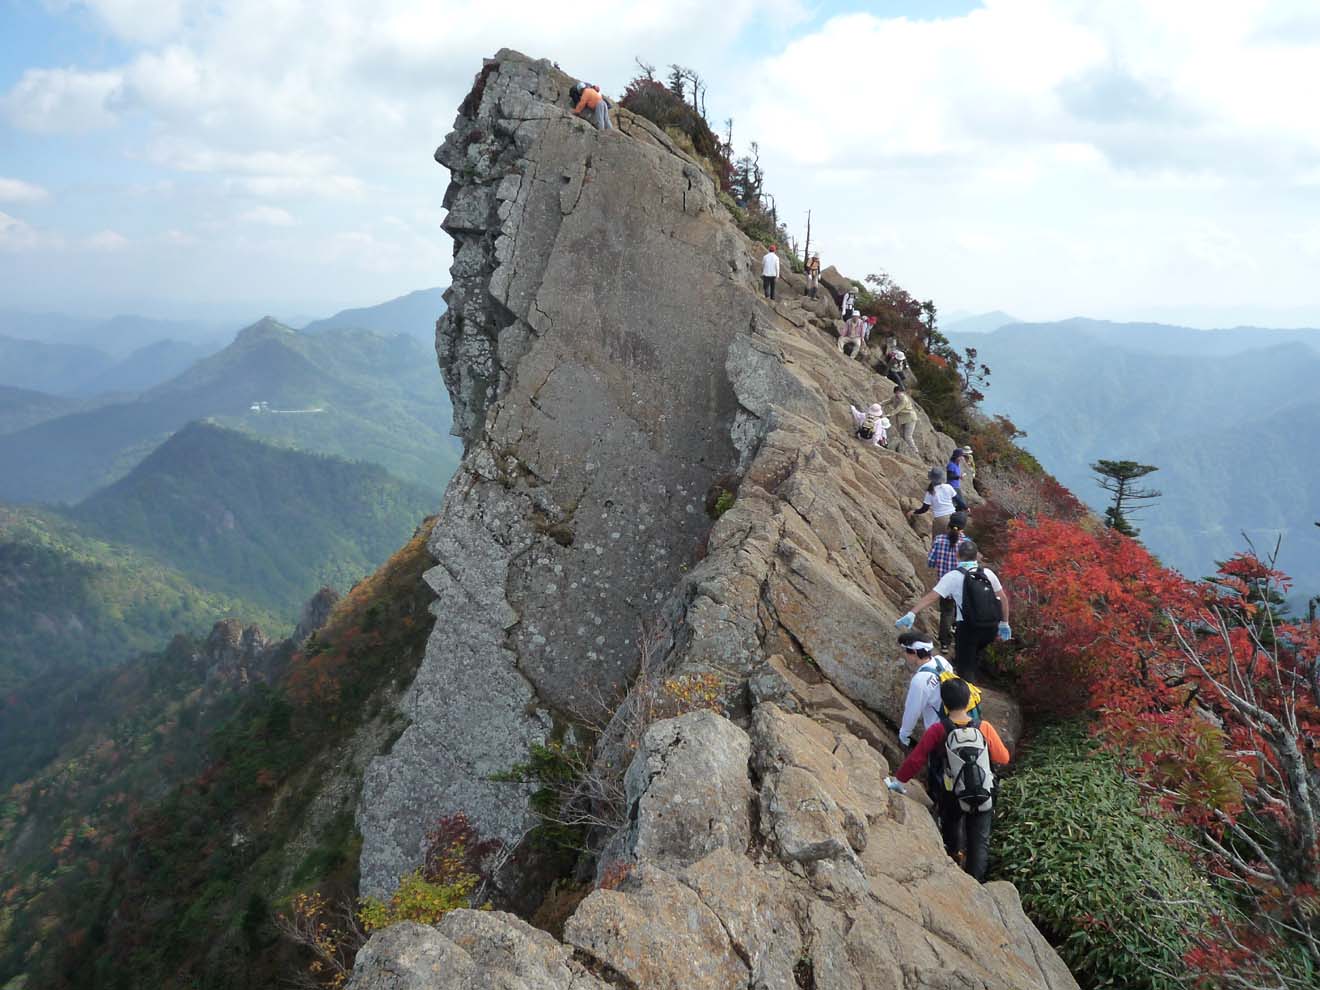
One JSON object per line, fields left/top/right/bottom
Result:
{"left": 961, "top": 446, "right": 977, "bottom": 495}
{"left": 884, "top": 385, "right": 920, "bottom": 457}
{"left": 838, "top": 312, "right": 866, "bottom": 359}
{"left": 910, "top": 467, "right": 967, "bottom": 544}
{"left": 928, "top": 512, "right": 970, "bottom": 655}
{"left": 840, "top": 285, "right": 858, "bottom": 316}
{"left": 570, "top": 82, "right": 613, "bottom": 130}
{"left": 761, "top": 245, "right": 781, "bottom": 300}
{"left": 885, "top": 349, "right": 908, "bottom": 389}
{"left": 805, "top": 254, "right": 821, "bottom": 299}
{"left": 850, "top": 402, "right": 890, "bottom": 447}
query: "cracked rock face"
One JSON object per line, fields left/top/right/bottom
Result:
{"left": 357, "top": 45, "right": 1018, "bottom": 909}
{"left": 350, "top": 707, "right": 1079, "bottom": 990}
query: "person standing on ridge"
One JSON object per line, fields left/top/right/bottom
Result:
{"left": 805, "top": 254, "right": 821, "bottom": 298}
{"left": 895, "top": 538, "right": 1010, "bottom": 683}
{"left": 927, "top": 511, "right": 970, "bottom": 656}
{"left": 946, "top": 447, "right": 966, "bottom": 492}
{"left": 891, "top": 677, "right": 1011, "bottom": 882}
{"left": 570, "top": 82, "right": 612, "bottom": 130}
{"left": 762, "top": 245, "right": 781, "bottom": 299}
{"left": 960, "top": 445, "right": 977, "bottom": 495}
{"left": 884, "top": 384, "right": 921, "bottom": 458}
{"left": 910, "top": 467, "right": 965, "bottom": 544}
{"left": 840, "top": 285, "right": 857, "bottom": 316}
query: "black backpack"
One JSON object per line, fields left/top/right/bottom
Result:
{"left": 960, "top": 566, "right": 1002, "bottom": 630}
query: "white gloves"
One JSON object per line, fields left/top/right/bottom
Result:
{"left": 998, "top": 621, "right": 1012, "bottom": 641}
{"left": 885, "top": 776, "right": 907, "bottom": 794}
{"left": 895, "top": 612, "right": 915, "bottom": 630}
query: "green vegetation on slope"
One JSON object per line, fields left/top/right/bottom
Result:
{"left": 0, "top": 319, "right": 461, "bottom": 504}
{"left": 0, "top": 503, "right": 277, "bottom": 692}
{"left": 0, "top": 519, "right": 438, "bottom": 990}
{"left": 71, "top": 421, "right": 436, "bottom": 614}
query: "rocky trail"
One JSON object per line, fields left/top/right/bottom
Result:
{"left": 347, "top": 49, "right": 1075, "bottom": 990}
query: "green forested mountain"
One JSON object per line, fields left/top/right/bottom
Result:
{"left": 0, "top": 384, "right": 88, "bottom": 434}
{"left": 0, "top": 333, "right": 114, "bottom": 394}
{"left": 71, "top": 421, "right": 436, "bottom": 613}
{"left": 0, "top": 504, "right": 275, "bottom": 692}
{"left": 0, "top": 319, "right": 461, "bottom": 503}
{"left": 300, "top": 287, "right": 446, "bottom": 343}
{"left": 952, "top": 319, "right": 1320, "bottom": 599}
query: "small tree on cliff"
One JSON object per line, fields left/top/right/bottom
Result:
{"left": 1092, "top": 459, "right": 1160, "bottom": 537}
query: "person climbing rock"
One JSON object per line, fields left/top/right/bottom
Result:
{"left": 896, "top": 632, "right": 955, "bottom": 751}
{"left": 884, "top": 385, "right": 920, "bottom": 457}
{"left": 895, "top": 538, "right": 1010, "bottom": 683}
{"left": 909, "top": 467, "right": 965, "bottom": 543}
{"left": 805, "top": 253, "right": 821, "bottom": 298}
{"left": 893, "top": 677, "right": 1011, "bottom": 882}
{"left": 960, "top": 445, "right": 977, "bottom": 495}
{"left": 570, "top": 82, "right": 613, "bottom": 130}
{"left": 838, "top": 311, "right": 865, "bottom": 359}
{"left": 946, "top": 447, "right": 966, "bottom": 492}
{"left": 761, "top": 245, "right": 781, "bottom": 299}
{"left": 885, "top": 349, "right": 907, "bottom": 389}
{"left": 927, "top": 511, "right": 970, "bottom": 655}
{"left": 840, "top": 285, "right": 858, "bottom": 316}
{"left": 849, "top": 402, "right": 889, "bottom": 447}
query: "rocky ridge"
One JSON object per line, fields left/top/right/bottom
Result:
{"left": 352, "top": 49, "right": 1071, "bottom": 987}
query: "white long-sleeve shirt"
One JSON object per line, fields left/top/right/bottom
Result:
{"left": 898, "top": 655, "right": 954, "bottom": 746}
{"left": 762, "top": 251, "right": 780, "bottom": 277}
{"left": 840, "top": 291, "right": 855, "bottom": 314}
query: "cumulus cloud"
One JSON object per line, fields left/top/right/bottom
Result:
{"left": 239, "top": 206, "right": 296, "bottom": 226}
{"left": 0, "top": 178, "right": 49, "bottom": 203}
{"left": 83, "top": 229, "right": 129, "bottom": 250}
{"left": 2, "top": 67, "right": 123, "bottom": 132}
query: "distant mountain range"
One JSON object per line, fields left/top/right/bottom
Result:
{"left": 0, "top": 317, "right": 461, "bottom": 503}
{"left": 0, "top": 309, "right": 228, "bottom": 358}
{"left": 942, "top": 310, "right": 1019, "bottom": 335}
{"left": 950, "top": 317, "right": 1320, "bottom": 603}
{"left": 300, "top": 286, "right": 446, "bottom": 343}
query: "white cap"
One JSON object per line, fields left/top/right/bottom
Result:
{"left": 893, "top": 350, "right": 906, "bottom": 361}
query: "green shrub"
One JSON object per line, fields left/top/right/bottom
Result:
{"left": 992, "top": 723, "right": 1233, "bottom": 990}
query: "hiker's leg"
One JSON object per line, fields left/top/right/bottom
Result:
{"left": 769, "top": 278, "right": 776, "bottom": 300}
{"left": 761, "top": 276, "right": 771, "bottom": 297}
{"left": 954, "top": 623, "right": 980, "bottom": 683}
{"left": 965, "top": 809, "right": 994, "bottom": 882}
{"left": 937, "top": 794, "right": 962, "bottom": 858}
{"left": 837, "top": 336, "right": 847, "bottom": 353}
{"left": 974, "top": 626, "right": 996, "bottom": 679}
{"left": 938, "top": 597, "right": 957, "bottom": 654}
{"left": 597, "top": 102, "right": 612, "bottom": 130}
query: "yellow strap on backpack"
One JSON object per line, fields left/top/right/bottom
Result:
{"left": 938, "top": 670, "right": 982, "bottom": 711}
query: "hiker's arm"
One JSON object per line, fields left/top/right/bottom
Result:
{"left": 898, "top": 676, "right": 923, "bottom": 747}
{"left": 925, "top": 542, "right": 938, "bottom": 569}
{"left": 574, "top": 91, "right": 591, "bottom": 113}
{"left": 910, "top": 589, "right": 940, "bottom": 615}
{"left": 911, "top": 502, "right": 930, "bottom": 516}
{"left": 996, "top": 585, "right": 1010, "bottom": 622}
{"left": 953, "top": 492, "right": 968, "bottom": 512}
{"left": 897, "top": 724, "right": 943, "bottom": 782}
{"left": 982, "top": 722, "right": 1011, "bottom": 765}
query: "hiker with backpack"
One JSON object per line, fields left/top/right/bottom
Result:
{"left": 805, "top": 254, "right": 821, "bottom": 298}
{"left": 895, "top": 538, "right": 1010, "bottom": 683}
{"left": 890, "top": 677, "right": 1011, "bottom": 882}
{"left": 840, "top": 285, "right": 858, "bottom": 317}
{"left": 838, "top": 312, "right": 865, "bottom": 358}
{"left": 885, "top": 349, "right": 907, "bottom": 389}
{"left": 761, "top": 245, "right": 781, "bottom": 299}
{"left": 909, "top": 467, "right": 966, "bottom": 544}
{"left": 927, "top": 511, "right": 970, "bottom": 655}
{"left": 884, "top": 385, "right": 920, "bottom": 457}
{"left": 849, "top": 402, "right": 889, "bottom": 447}
{"left": 569, "top": 82, "right": 613, "bottom": 130}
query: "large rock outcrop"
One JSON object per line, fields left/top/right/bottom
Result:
{"left": 350, "top": 707, "right": 1078, "bottom": 990}
{"left": 357, "top": 48, "right": 990, "bottom": 900}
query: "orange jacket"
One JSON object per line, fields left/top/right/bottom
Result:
{"left": 896, "top": 717, "right": 1010, "bottom": 783}
{"left": 574, "top": 87, "right": 603, "bottom": 113}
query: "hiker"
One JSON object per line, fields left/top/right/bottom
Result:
{"left": 892, "top": 677, "right": 1011, "bottom": 882}
{"left": 927, "top": 511, "right": 970, "bottom": 655}
{"left": 570, "top": 82, "right": 612, "bottom": 130}
{"left": 947, "top": 448, "right": 966, "bottom": 491}
{"left": 849, "top": 402, "right": 889, "bottom": 447}
{"left": 885, "top": 349, "right": 907, "bottom": 389}
{"left": 909, "top": 467, "right": 966, "bottom": 543}
{"left": 863, "top": 315, "right": 877, "bottom": 343}
{"left": 960, "top": 446, "right": 977, "bottom": 495}
{"left": 762, "top": 245, "right": 780, "bottom": 299}
{"left": 884, "top": 385, "right": 920, "bottom": 457}
{"left": 896, "top": 632, "right": 955, "bottom": 750}
{"left": 838, "top": 312, "right": 865, "bottom": 358}
{"left": 895, "top": 538, "right": 1010, "bottom": 683}
{"left": 840, "top": 285, "right": 858, "bottom": 316}
{"left": 805, "top": 254, "right": 821, "bottom": 298}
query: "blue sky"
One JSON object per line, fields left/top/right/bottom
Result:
{"left": 3, "top": 0, "right": 1320, "bottom": 328}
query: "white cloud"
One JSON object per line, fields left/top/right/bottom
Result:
{"left": 239, "top": 206, "right": 296, "bottom": 226}
{"left": 0, "top": 178, "right": 50, "bottom": 203}
{"left": 2, "top": 67, "right": 123, "bottom": 132}
{"left": 0, "top": 211, "right": 62, "bottom": 251}
{"left": 83, "top": 229, "right": 129, "bottom": 250}
{"left": 53, "top": 0, "right": 187, "bottom": 44}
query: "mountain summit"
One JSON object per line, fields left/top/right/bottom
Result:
{"left": 350, "top": 49, "right": 1075, "bottom": 990}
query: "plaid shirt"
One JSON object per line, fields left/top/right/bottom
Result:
{"left": 927, "top": 532, "right": 970, "bottom": 577}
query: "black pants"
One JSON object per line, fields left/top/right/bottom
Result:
{"left": 762, "top": 275, "right": 776, "bottom": 299}
{"left": 954, "top": 622, "right": 996, "bottom": 683}
{"left": 938, "top": 597, "right": 957, "bottom": 653}
{"left": 938, "top": 791, "right": 994, "bottom": 882}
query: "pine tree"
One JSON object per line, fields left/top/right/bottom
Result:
{"left": 1091, "top": 459, "right": 1160, "bottom": 537}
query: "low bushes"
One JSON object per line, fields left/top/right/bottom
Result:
{"left": 992, "top": 723, "right": 1233, "bottom": 990}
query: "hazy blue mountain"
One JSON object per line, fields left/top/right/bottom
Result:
{"left": 952, "top": 320, "right": 1320, "bottom": 602}
{"left": 0, "top": 385, "right": 88, "bottom": 434}
{"left": 70, "top": 338, "right": 218, "bottom": 396}
{"left": 71, "top": 421, "right": 435, "bottom": 613}
{"left": 0, "top": 334, "right": 114, "bottom": 394}
{"left": 942, "top": 310, "right": 1019, "bottom": 334}
{"left": 300, "top": 286, "right": 447, "bottom": 342}
{"left": 0, "top": 308, "right": 227, "bottom": 357}
{"left": 0, "top": 318, "right": 461, "bottom": 503}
